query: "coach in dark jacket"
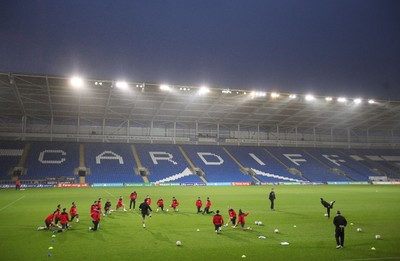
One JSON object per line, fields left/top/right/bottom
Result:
{"left": 333, "top": 210, "right": 347, "bottom": 249}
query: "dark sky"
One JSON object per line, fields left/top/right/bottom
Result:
{"left": 1, "top": 0, "right": 400, "bottom": 99}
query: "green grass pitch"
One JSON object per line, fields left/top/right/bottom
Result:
{"left": 1, "top": 185, "right": 399, "bottom": 261}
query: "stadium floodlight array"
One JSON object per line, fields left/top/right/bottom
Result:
{"left": 68, "top": 76, "right": 380, "bottom": 106}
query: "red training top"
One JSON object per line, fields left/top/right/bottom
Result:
{"left": 213, "top": 214, "right": 224, "bottom": 225}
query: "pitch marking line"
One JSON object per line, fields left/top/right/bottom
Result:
{"left": 0, "top": 195, "right": 25, "bottom": 212}
{"left": 340, "top": 257, "right": 400, "bottom": 261}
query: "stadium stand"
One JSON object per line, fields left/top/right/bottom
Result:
{"left": 1, "top": 141, "right": 400, "bottom": 184}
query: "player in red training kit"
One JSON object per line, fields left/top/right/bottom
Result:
{"left": 203, "top": 197, "right": 214, "bottom": 214}
{"left": 196, "top": 197, "right": 203, "bottom": 213}
{"left": 54, "top": 204, "right": 61, "bottom": 226}
{"left": 213, "top": 210, "right": 224, "bottom": 233}
{"left": 90, "top": 200, "right": 98, "bottom": 215}
{"left": 69, "top": 202, "right": 79, "bottom": 223}
{"left": 53, "top": 208, "right": 69, "bottom": 233}
{"left": 129, "top": 191, "right": 137, "bottom": 210}
{"left": 234, "top": 209, "right": 251, "bottom": 230}
{"left": 97, "top": 198, "right": 105, "bottom": 216}
{"left": 89, "top": 208, "right": 101, "bottom": 231}
{"left": 37, "top": 211, "right": 57, "bottom": 230}
{"left": 116, "top": 196, "right": 127, "bottom": 212}
{"left": 226, "top": 208, "right": 237, "bottom": 227}
{"left": 156, "top": 198, "right": 164, "bottom": 212}
{"left": 168, "top": 197, "right": 180, "bottom": 212}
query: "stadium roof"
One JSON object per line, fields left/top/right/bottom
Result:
{"left": 1, "top": 72, "right": 400, "bottom": 131}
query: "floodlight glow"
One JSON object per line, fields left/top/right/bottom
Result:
{"left": 337, "top": 97, "right": 347, "bottom": 103}
{"left": 198, "top": 86, "right": 209, "bottom": 95}
{"left": 222, "top": 89, "right": 232, "bottom": 94}
{"left": 160, "top": 85, "right": 171, "bottom": 91}
{"left": 354, "top": 98, "right": 362, "bottom": 104}
{"left": 289, "top": 94, "right": 297, "bottom": 99}
{"left": 271, "top": 92, "right": 280, "bottom": 98}
{"left": 251, "top": 91, "right": 266, "bottom": 98}
{"left": 325, "top": 97, "right": 332, "bottom": 101}
{"left": 305, "top": 94, "right": 315, "bottom": 101}
{"left": 70, "top": 77, "right": 83, "bottom": 88}
{"left": 115, "top": 81, "right": 128, "bottom": 90}
{"left": 368, "top": 99, "right": 375, "bottom": 104}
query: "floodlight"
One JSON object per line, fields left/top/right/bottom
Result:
{"left": 368, "top": 99, "right": 375, "bottom": 104}
{"left": 337, "top": 97, "right": 347, "bottom": 103}
{"left": 222, "top": 89, "right": 232, "bottom": 94}
{"left": 305, "top": 94, "right": 315, "bottom": 101}
{"left": 289, "top": 94, "right": 297, "bottom": 99}
{"left": 160, "top": 85, "right": 171, "bottom": 91}
{"left": 271, "top": 92, "right": 280, "bottom": 98}
{"left": 70, "top": 77, "right": 83, "bottom": 88}
{"left": 354, "top": 98, "right": 362, "bottom": 104}
{"left": 251, "top": 91, "right": 266, "bottom": 98}
{"left": 115, "top": 81, "right": 128, "bottom": 90}
{"left": 198, "top": 86, "right": 210, "bottom": 95}
{"left": 325, "top": 97, "right": 332, "bottom": 101}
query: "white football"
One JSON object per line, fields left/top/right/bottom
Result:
{"left": 375, "top": 235, "right": 381, "bottom": 240}
{"left": 258, "top": 221, "right": 263, "bottom": 225}
{"left": 255, "top": 221, "right": 259, "bottom": 225}
{"left": 274, "top": 229, "right": 279, "bottom": 233}
{"left": 357, "top": 228, "right": 362, "bottom": 232}
{"left": 324, "top": 214, "right": 328, "bottom": 217}
{"left": 166, "top": 209, "right": 169, "bottom": 212}
{"left": 176, "top": 240, "right": 182, "bottom": 246}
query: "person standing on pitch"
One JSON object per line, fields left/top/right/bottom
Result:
{"left": 333, "top": 210, "right": 347, "bottom": 249}
{"left": 269, "top": 188, "right": 276, "bottom": 210}
{"left": 139, "top": 198, "right": 152, "bottom": 228}
{"left": 129, "top": 191, "right": 137, "bottom": 210}
{"left": 213, "top": 210, "right": 224, "bottom": 233}
{"left": 321, "top": 198, "right": 335, "bottom": 218}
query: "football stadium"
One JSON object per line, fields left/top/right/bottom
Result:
{"left": 0, "top": 72, "right": 400, "bottom": 260}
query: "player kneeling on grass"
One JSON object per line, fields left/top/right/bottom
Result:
{"left": 226, "top": 207, "right": 237, "bottom": 227}
{"left": 69, "top": 202, "right": 79, "bottom": 223}
{"left": 116, "top": 196, "right": 127, "bottom": 212}
{"left": 104, "top": 199, "right": 112, "bottom": 215}
{"left": 53, "top": 208, "right": 70, "bottom": 233}
{"left": 156, "top": 198, "right": 164, "bottom": 212}
{"left": 234, "top": 209, "right": 251, "bottom": 230}
{"left": 89, "top": 208, "right": 101, "bottom": 231}
{"left": 38, "top": 211, "right": 57, "bottom": 231}
{"left": 213, "top": 210, "right": 224, "bottom": 233}
{"left": 169, "top": 197, "right": 180, "bottom": 212}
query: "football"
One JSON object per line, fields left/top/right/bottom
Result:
{"left": 254, "top": 221, "right": 259, "bottom": 225}
{"left": 258, "top": 221, "right": 263, "bottom": 225}
{"left": 274, "top": 229, "right": 279, "bottom": 233}
{"left": 176, "top": 241, "right": 182, "bottom": 246}
{"left": 357, "top": 228, "right": 362, "bottom": 232}
{"left": 375, "top": 235, "right": 381, "bottom": 240}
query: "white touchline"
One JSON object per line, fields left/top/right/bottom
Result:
{"left": 0, "top": 195, "right": 25, "bottom": 212}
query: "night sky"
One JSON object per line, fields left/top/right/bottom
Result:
{"left": 1, "top": 0, "right": 400, "bottom": 99}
